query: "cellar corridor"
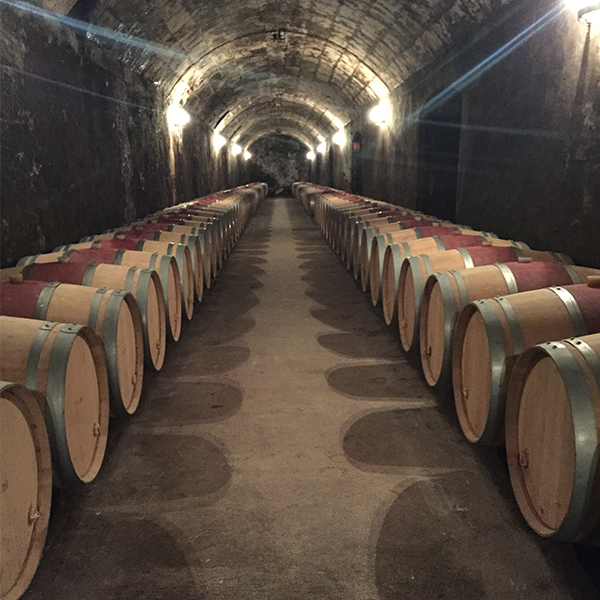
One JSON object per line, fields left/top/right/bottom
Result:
{"left": 22, "top": 198, "right": 599, "bottom": 600}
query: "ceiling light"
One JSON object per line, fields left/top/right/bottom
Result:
{"left": 368, "top": 99, "right": 392, "bottom": 127}
{"left": 244, "top": 150, "right": 252, "bottom": 161}
{"left": 166, "top": 104, "right": 190, "bottom": 129}
{"left": 306, "top": 150, "right": 316, "bottom": 160}
{"left": 317, "top": 142, "right": 326, "bottom": 154}
{"left": 232, "top": 144, "right": 242, "bottom": 156}
{"left": 213, "top": 132, "right": 227, "bottom": 151}
{"left": 332, "top": 130, "right": 346, "bottom": 147}
{"left": 574, "top": 1, "right": 600, "bottom": 21}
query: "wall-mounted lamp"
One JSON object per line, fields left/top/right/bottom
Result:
{"left": 231, "top": 143, "right": 242, "bottom": 156}
{"left": 167, "top": 104, "right": 191, "bottom": 129}
{"left": 578, "top": 2, "right": 600, "bottom": 22}
{"left": 213, "top": 132, "right": 227, "bottom": 152}
{"left": 332, "top": 129, "right": 346, "bottom": 147}
{"left": 368, "top": 99, "right": 392, "bottom": 127}
{"left": 244, "top": 149, "right": 252, "bottom": 161}
{"left": 317, "top": 142, "right": 326, "bottom": 154}
{"left": 306, "top": 150, "right": 316, "bottom": 160}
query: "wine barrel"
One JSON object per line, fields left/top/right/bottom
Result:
{"left": 506, "top": 333, "right": 600, "bottom": 544}
{"left": 0, "top": 382, "right": 52, "bottom": 600}
{"left": 453, "top": 283, "right": 600, "bottom": 446}
{"left": 367, "top": 230, "right": 501, "bottom": 303}
{"left": 0, "top": 280, "right": 145, "bottom": 416}
{"left": 112, "top": 248, "right": 192, "bottom": 322}
{"left": 0, "top": 317, "right": 109, "bottom": 484}
{"left": 379, "top": 236, "right": 526, "bottom": 316}
{"left": 3, "top": 262, "right": 166, "bottom": 371}
{"left": 18, "top": 248, "right": 183, "bottom": 339}
{"left": 54, "top": 234, "right": 204, "bottom": 300}
{"left": 85, "top": 226, "right": 214, "bottom": 290}
{"left": 144, "top": 216, "right": 222, "bottom": 273}
{"left": 71, "top": 247, "right": 190, "bottom": 325}
{"left": 419, "top": 263, "right": 600, "bottom": 389}
{"left": 389, "top": 246, "right": 571, "bottom": 345}
{"left": 346, "top": 216, "right": 432, "bottom": 271}
{"left": 354, "top": 221, "right": 441, "bottom": 284}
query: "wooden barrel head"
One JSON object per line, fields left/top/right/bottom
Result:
{"left": 420, "top": 276, "right": 449, "bottom": 386}
{"left": 63, "top": 330, "right": 108, "bottom": 483}
{"left": 369, "top": 241, "right": 381, "bottom": 306}
{"left": 115, "top": 294, "right": 144, "bottom": 415}
{"left": 514, "top": 352, "right": 575, "bottom": 535}
{"left": 0, "top": 383, "right": 51, "bottom": 600}
{"left": 454, "top": 303, "right": 494, "bottom": 444}
{"left": 398, "top": 259, "right": 418, "bottom": 352}
{"left": 144, "top": 270, "right": 167, "bottom": 370}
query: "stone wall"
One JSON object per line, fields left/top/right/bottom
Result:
{"left": 320, "top": 0, "right": 600, "bottom": 267}
{"left": 0, "top": 9, "right": 252, "bottom": 268}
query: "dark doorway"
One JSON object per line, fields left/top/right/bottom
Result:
{"left": 417, "top": 94, "right": 463, "bottom": 222}
{"left": 351, "top": 132, "right": 363, "bottom": 195}
{"left": 328, "top": 145, "right": 335, "bottom": 187}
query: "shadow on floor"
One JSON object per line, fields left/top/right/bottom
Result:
{"left": 134, "top": 379, "right": 244, "bottom": 426}
{"left": 374, "top": 472, "right": 600, "bottom": 600}
{"left": 166, "top": 345, "right": 251, "bottom": 377}
{"left": 88, "top": 432, "right": 231, "bottom": 507}
{"left": 317, "top": 331, "right": 403, "bottom": 359}
{"left": 342, "top": 407, "right": 469, "bottom": 472}
{"left": 26, "top": 514, "right": 206, "bottom": 600}
{"left": 327, "top": 363, "right": 433, "bottom": 400}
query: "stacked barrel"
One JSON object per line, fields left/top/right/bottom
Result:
{"left": 0, "top": 182, "right": 267, "bottom": 599}
{"left": 294, "top": 182, "right": 600, "bottom": 546}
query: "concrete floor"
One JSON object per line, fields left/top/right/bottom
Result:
{"left": 25, "top": 198, "right": 600, "bottom": 600}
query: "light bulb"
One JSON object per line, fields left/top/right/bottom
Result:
{"left": 167, "top": 104, "right": 190, "bottom": 129}
{"left": 213, "top": 132, "right": 227, "bottom": 151}
{"left": 368, "top": 100, "right": 392, "bottom": 127}
{"left": 332, "top": 130, "right": 346, "bottom": 147}
{"left": 306, "top": 150, "right": 316, "bottom": 160}
{"left": 232, "top": 144, "right": 242, "bottom": 156}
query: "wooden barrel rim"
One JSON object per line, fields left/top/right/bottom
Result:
{"left": 381, "top": 244, "right": 405, "bottom": 326}
{"left": 24, "top": 322, "right": 109, "bottom": 484}
{"left": 506, "top": 338, "right": 600, "bottom": 541}
{"left": 452, "top": 299, "right": 509, "bottom": 445}
{"left": 131, "top": 268, "right": 166, "bottom": 371}
{"left": 398, "top": 255, "right": 434, "bottom": 351}
{"left": 0, "top": 382, "right": 52, "bottom": 600}
{"left": 107, "top": 291, "right": 144, "bottom": 415}
{"left": 174, "top": 244, "right": 194, "bottom": 320}
{"left": 369, "top": 237, "right": 384, "bottom": 305}
{"left": 33, "top": 283, "right": 143, "bottom": 415}
{"left": 155, "top": 255, "right": 181, "bottom": 342}
{"left": 420, "top": 270, "right": 464, "bottom": 387}
{"left": 454, "top": 286, "right": 587, "bottom": 446}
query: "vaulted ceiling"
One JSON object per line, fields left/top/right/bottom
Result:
{"left": 33, "top": 0, "right": 512, "bottom": 147}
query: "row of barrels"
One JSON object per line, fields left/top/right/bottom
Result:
{"left": 0, "top": 182, "right": 268, "bottom": 600}
{"left": 293, "top": 181, "right": 600, "bottom": 546}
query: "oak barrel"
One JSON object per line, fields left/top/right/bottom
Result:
{"left": 57, "top": 236, "right": 203, "bottom": 302}
{"left": 0, "top": 280, "right": 144, "bottom": 416}
{"left": 19, "top": 248, "right": 183, "bottom": 339}
{"left": 0, "top": 382, "right": 52, "bottom": 600}
{"left": 3, "top": 262, "right": 166, "bottom": 371}
{"left": 453, "top": 283, "right": 600, "bottom": 446}
{"left": 506, "top": 333, "right": 600, "bottom": 544}
{"left": 393, "top": 247, "right": 572, "bottom": 350}
{"left": 0, "top": 316, "right": 109, "bottom": 484}
{"left": 419, "top": 263, "right": 600, "bottom": 389}
{"left": 367, "top": 231, "right": 505, "bottom": 306}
